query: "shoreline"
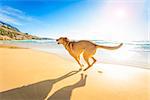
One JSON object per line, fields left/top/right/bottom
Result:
{"left": 0, "top": 44, "right": 27, "bottom": 49}
{"left": 0, "top": 44, "right": 149, "bottom": 69}
{"left": 28, "top": 48, "right": 150, "bottom": 70}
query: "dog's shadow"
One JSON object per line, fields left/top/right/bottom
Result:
{"left": 0, "top": 70, "right": 84, "bottom": 100}
{"left": 47, "top": 74, "right": 87, "bottom": 100}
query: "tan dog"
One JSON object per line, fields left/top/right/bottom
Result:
{"left": 56, "top": 37, "right": 123, "bottom": 71}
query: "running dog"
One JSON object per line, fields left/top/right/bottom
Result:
{"left": 56, "top": 37, "right": 123, "bottom": 71}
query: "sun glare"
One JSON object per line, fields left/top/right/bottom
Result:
{"left": 110, "top": 46, "right": 135, "bottom": 61}
{"left": 115, "top": 9, "right": 128, "bottom": 19}
{"left": 98, "top": 64, "right": 138, "bottom": 82}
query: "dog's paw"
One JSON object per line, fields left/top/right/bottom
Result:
{"left": 83, "top": 68, "right": 87, "bottom": 71}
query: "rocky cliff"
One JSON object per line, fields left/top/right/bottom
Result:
{"left": 0, "top": 21, "right": 41, "bottom": 40}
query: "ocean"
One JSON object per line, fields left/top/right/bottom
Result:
{"left": 0, "top": 40, "right": 149, "bottom": 69}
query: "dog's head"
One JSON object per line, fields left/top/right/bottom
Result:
{"left": 56, "top": 37, "right": 69, "bottom": 45}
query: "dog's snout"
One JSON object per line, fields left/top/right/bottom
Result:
{"left": 56, "top": 39, "right": 58, "bottom": 41}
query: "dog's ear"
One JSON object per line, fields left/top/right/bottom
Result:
{"left": 64, "top": 37, "right": 69, "bottom": 41}
{"left": 64, "top": 37, "right": 67, "bottom": 39}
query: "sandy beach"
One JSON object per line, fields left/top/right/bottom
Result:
{"left": 0, "top": 46, "right": 149, "bottom": 100}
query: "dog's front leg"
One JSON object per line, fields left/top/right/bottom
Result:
{"left": 73, "top": 56, "right": 83, "bottom": 70}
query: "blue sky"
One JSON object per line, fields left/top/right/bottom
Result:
{"left": 0, "top": 0, "right": 149, "bottom": 41}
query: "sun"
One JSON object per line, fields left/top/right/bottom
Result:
{"left": 115, "top": 9, "right": 128, "bottom": 19}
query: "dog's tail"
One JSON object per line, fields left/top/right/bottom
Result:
{"left": 96, "top": 43, "right": 123, "bottom": 50}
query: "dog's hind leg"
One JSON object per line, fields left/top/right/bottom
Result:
{"left": 83, "top": 57, "right": 97, "bottom": 71}
{"left": 83, "top": 49, "right": 96, "bottom": 71}
{"left": 91, "top": 57, "right": 96, "bottom": 66}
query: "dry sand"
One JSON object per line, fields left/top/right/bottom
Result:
{"left": 0, "top": 46, "right": 149, "bottom": 100}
